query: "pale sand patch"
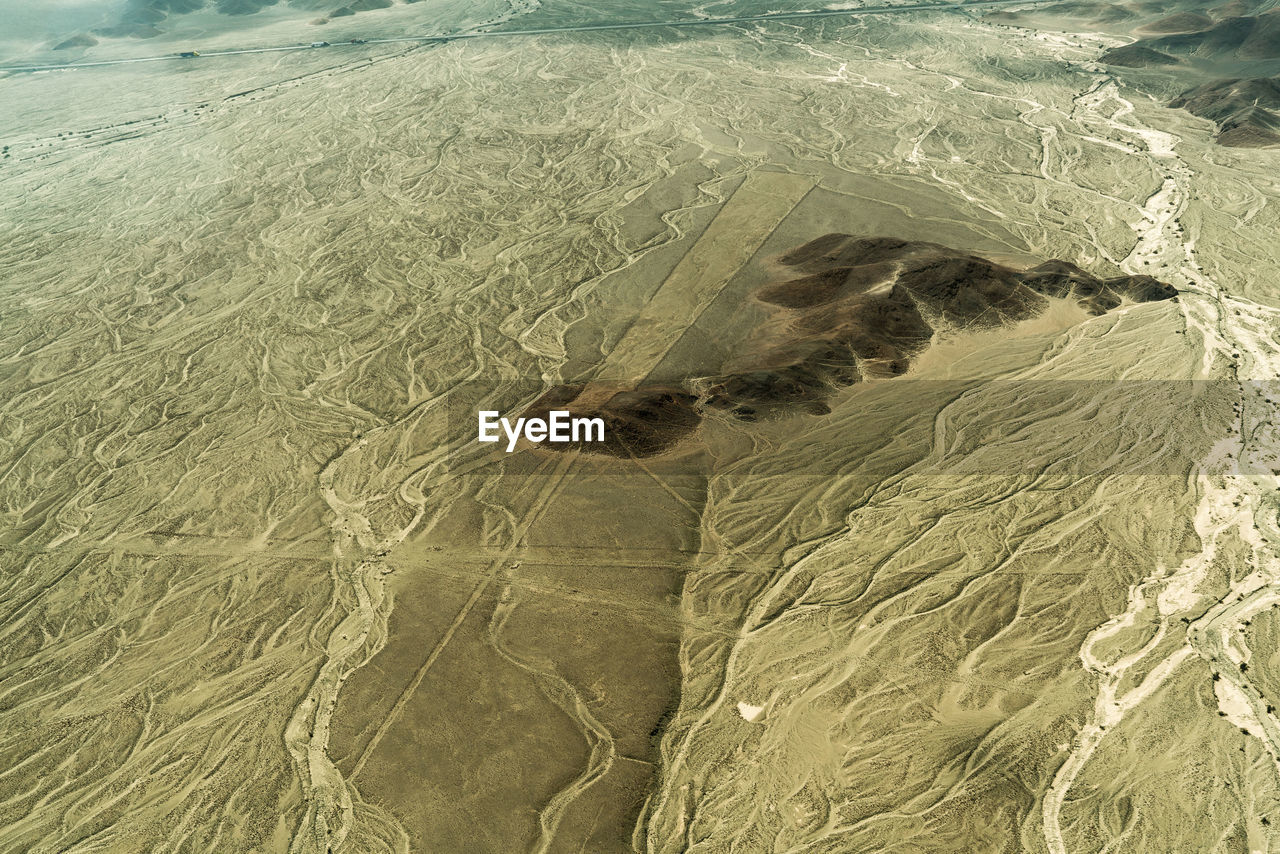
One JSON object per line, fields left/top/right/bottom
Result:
{"left": 909, "top": 294, "right": 1091, "bottom": 379}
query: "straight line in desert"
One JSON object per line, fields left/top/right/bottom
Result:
{"left": 345, "top": 172, "right": 814, "bottom": 779}
{"left": 598, "top": 170, "right": 816, "bottom": 386}
{"left": 348, "top": 451, "right": 578, "bottom": 781}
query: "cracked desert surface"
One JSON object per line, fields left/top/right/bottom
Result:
{"left": 4, "top": 0, "right": 1280, "bottom": 851}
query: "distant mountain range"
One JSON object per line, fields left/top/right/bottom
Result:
{"left": 47, "top": 0, "right": 403, "bottom": 43}
{"left": 990, "top": 0, "right": 1280, "bottom": 149}
{"left": 1098, "top": 7, "right": 1280, "bottom": 147}
{"left": 1169, "top": 75, "right": 1280, "bottom": 145}
{"left": 1102, "top": 7, "right": 1280, "bottom": 62}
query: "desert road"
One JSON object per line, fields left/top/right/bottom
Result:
{"left": 0, "top": 0, "right": 1052, "bottom": 73}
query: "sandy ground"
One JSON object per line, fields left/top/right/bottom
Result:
{"left": 4, "top": 3, "right": 1280, "bottom": 853}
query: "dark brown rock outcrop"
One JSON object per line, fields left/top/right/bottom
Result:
{"left": 531, "top": 237, "right": 1177, "bottom": 458}
{"left": 1100, "top": 44, "right": 1181, "bottom": 66}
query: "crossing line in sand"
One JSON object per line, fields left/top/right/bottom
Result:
{"left": 344, "top": 170, "right": 815, "bottom": 782}
{"left": 599, "top": 170, "right": 816, "bottom": 385}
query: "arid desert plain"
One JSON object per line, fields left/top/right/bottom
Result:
{"left": 4, "top": 0, "right": 1280, "bottom": 851}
